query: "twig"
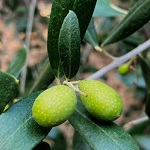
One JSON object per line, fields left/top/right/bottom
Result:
{"left": 95, "top": 46, "right": 117, "bottom": 60}
{"left": 110, "top": 4, "right": 128, "bottom": 15}
{"left": 123, "top": 116, "right": 149, "bottom": 131}
{"left": 87, "top": 39, "right": 150, "bottom": 80}
{"left": 20, "top": 0, "right": 37, "bottom": 94}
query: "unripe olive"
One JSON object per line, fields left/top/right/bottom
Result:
{"left": 78, "top": 80, "right": 123, "bottom": 121}
{"left": 32, "top": 85, "right": 77, "bottom": 127}
{"left": 118, "top": 64, "right": 129, "bottom": 75}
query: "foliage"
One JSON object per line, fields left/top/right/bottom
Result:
{"left": 0, "top": 0, "right": 150, "bottom": 149}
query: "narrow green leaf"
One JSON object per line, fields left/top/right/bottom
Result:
{"left": 33, "top": 141, "right": 50, "bottom": 150}
{"left": 47, "top": 0, "right": 97, "bottom": 79}
{"left": 102, "top": 0, "right": 150, "bottom": 46}
{"left": 47, "top": 128, "right": 67, "bottom": 150}
{"left": 127, "top": 119, "right": 150, "bottom": 150}
{"left": 58, "top": 11, "right": 80, "bottom": 79}
{"left": 72, "top": 0, "right": 97, "bottom": 40}
{"left": 29, "top": 58, "right": 55, "bottom": 94}
{"left": 139, "top": 55, "right": 150, "bottom": 118}
{"left": 73, "top": 131, "right": 92, "bottom": 150}
{"left": 140, "top": 54, "right": 150, "bottom": 90}
{"left": 69, "top": 102, "right": 140, "bottom": 150}
{"left": 6, "top": 46, "right": 27, "bottom": 78}
{"left": 93, "top": 0, "right": 125, "bottom": 18}
{"left": 0, "top": 92, "right": 51, "bottom": 150}
{"left": 84, "top": 19, "right": 99, "bottom": 48}
{"left": 128, "top": 120, "right": 150, "bottom": 135}
{"left": 47, "top": 0, "right": 74, "bottom": 79}
{"left": 145, "top": 92, "right": 150, "bottom": 118}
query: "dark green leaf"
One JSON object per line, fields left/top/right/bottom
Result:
{"left": 102, "top": 0, "right": 150, "bottom": 46}
{"left": 29, "top": 58, "right": 55, "bottom": 94}
{"left": 58, "top": 11, "right": 80, "bottom": 79}
{"left": 72, "top": 0, "right": 97, "bottom": 40}
{"left": 69, "top": 102, "right": 140, "bottom": 150}
{"left": 145, "top": 92, "right": 150, "bottom": 118}
{"left": 47, "top": 0, "right": 74, "bottom": 79}
{"left": 73, "top": 131, "right": 92, "bottom": 150}
{"left": 139, "top": 56, "right": 150, "bottom": 117}
{"left": 127, "top": 119, "right": 150, "bottom": 150}
{"left": 33, "top": 141, "right": 50, "bottom": 150}
{"left": 84, "top": 19, "right": 99, "bottom": 48}
{"left": 0, "top": 92, "right": 51, "bottom": 150}
{"left": 6, "top": 46, "right": 27, "bottom": 78}
{"left": 140, "top": 54, "right": 150, "bottom": 90}
{"left": 4, "top": 0, "right": 19, "bottom": 11}
{"left": 48, "top": 128, "right": 67, "bottom": 150}
{"left": 47, "top": 0, "right": 97, "bottom": 79}
{"left": 128, "top": 120, "right": 150, "bottom": 135}
{"left": 123, "top": 36, "right": 144, "bottom": 47}
{"left": 0, "top": 71, "right": 18, "bottom": 114}
{"left": 93, "top": 0, "right": 125, "bottom": 17}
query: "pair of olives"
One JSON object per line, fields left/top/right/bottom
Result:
{"left": 32, "top": 80, "right": 123, "bottom": 127}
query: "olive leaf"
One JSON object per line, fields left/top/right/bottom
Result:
{"left": 69, "top": 102, "right": 140, "bottom": 150}
{"left": 29, "top": 58, "right": 55, "bottom": 94}
{"left": 72, "top": 0, "right": 97, "bottom": 40}
{"left": 84, "top": 19, "right": 99, "bottom": 48}
{"left": 73, "top": 131, "right": 92, "bottom": 150}
{"left": 0, "top": 71, "right": 18, "bottom": 114}
{"left": 0, "top": 91, "right": 51, "bottom": 150}
{"left": 58, "top": 11, "right": 80, "bottom": 79}
{"left": 102, "top": 0, "right": 150, "bottom": 46}
{"left": 47, "top": 0, "right": 73, "bottom": 79}
{"left": 93, "top": 0, "right": 125, "bottom": 18}
{"left": 6, "top": 46, "right": 27, "bottom": 78}
{"left": 145, "top": 92, "right": 150, "bottom": 118}
{"left": 140, "top": 55, "right": 150, "bottom": 118}
{"left": 128, "top": 119, "right": 150, "bottom": 150}
{"left": 47, "top": 0, "right": 97, "bottom": 79}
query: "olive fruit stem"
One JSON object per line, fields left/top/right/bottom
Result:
{"left": 126, "top": 56, "right": 136, "bottom": 66}
{"left": 70, "top": 80, "right": 81, "bottom": 85}
{"left": 124, "top": 116, "right": 148, "bottom": 131}
{"left": 63, "top": 81, "right": 88, "bottom": 97}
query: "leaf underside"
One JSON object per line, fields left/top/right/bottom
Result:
{"left": 84, "top": 19, "right": 99, "bottom": 48}
{"left": 47, "top": 0, "right": 97, "bottom": 79}
{"left": 93, "top": 0, "right": 125, "bottom": 18}
{"left": 58, "top": 11, "right": 80, "bottom": 79}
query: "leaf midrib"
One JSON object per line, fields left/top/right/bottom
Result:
{"left": 75, "top": 109, "right": 125, "bottom": 150}
{"left": 0, "top": 116, "right": 32, "bottom": 148}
